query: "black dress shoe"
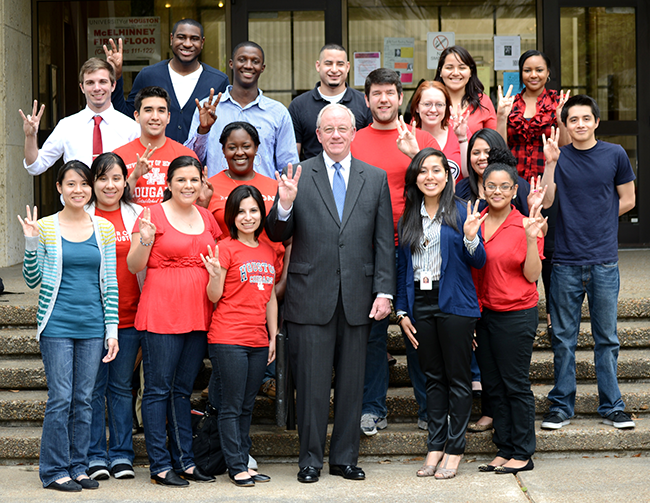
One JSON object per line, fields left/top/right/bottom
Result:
{"left": 229, "top": 471, "right": 255, "bottom": 487}
{"left": 494, "top": 459, "right": 534, "bottom": 474}
{"left": 76, "top": 478, "right": 99, "bottom": 489}
{"left": 329, "top": 464, "right": 365, "bottom": 480}
{"left": 45, "top": 480, "right": 82, "bottom": 492}
{"left": 297, "top": 466, "right": 320, "bottom": 483}
{"left": 250, "top": 473, "right": 271, "bottom": 483}
{"left": 179, "top": 466, "right": 216, "bottom": 483}
{"left": 151, "top": 470, "right": 190, "bottom": 487}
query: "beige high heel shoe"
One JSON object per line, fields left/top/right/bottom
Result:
{"left": 434, "top": 454, "right": 463, "bottom": 479}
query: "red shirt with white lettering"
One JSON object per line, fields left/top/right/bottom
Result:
{"left": 94, "top": 207, "right": 141, "bottom": 328}
{"left": 113, "top": 138, "right": 199, "bottom": 206}
{"left": 207, "top": 237, "right": 276, "bottom": 347}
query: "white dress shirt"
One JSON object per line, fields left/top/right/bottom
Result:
{"left": 24, "top": 104, "right": 140, "bottom": 175}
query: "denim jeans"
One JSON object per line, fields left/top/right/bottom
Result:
{"left": 39, "top": 336, "right": 104, "bottom": 487}
{"left": 362, "top": 316, "right": 390, "bottom": 418}
{"left": 140, "top": 331, "right": 207, "bottom": 475}
{"left": 88, "top": 327, "right": 141, "bottom": 470}
{"left": 548, "top": 263, "right": 625, "bottom": 419}
{"left": 208, "top": 344, "right": 268, "bottom": 474}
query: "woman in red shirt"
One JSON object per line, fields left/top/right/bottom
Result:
{"left": 127, "top": 156, "right": 222, "bottom": 487}
{"left": 202, "top": 185, "right": 277, "bottom": 487}
{"left": 434, "top": 46, "right": 496, "bottom": 139}
{"left": 472, "top": 161, "right": 546, "bottom": 474}
{"left": 410, "top": 81, "right": 468, "bottom": 181}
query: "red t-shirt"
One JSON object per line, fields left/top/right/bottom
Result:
{"left": 133, "top": 204, "right": 222, "bottom": 333}
{"left": 114, "top": 138, "right": 199, "bottom": 206}
{"left": 207, "top": 238, "right": 276, "bottom": 347}
{"left": 207, "top": 171, "right": 285, "bottom": 279}
{"left": 351, "top": 126, "right": 440, "bottom": 242}
{"left": 95, "top": 207, "right": 141, "bottom": 328}
{"left": 466, "top": 93, "right": 497, "bottom": 139}
{"left": 473, "top": 207, "right": 544, "bottom": 312}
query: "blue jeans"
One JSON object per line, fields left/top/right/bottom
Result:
{"left": 39, "top": 336, "right": 104, "bottom": 487}
{"left": 362, "top": 316, "right": 389, "bottom": 418}
{"left": 88, "top": 327, "right": 141, "bottom": 470}
{"left": 548, "top": 263, "right": 625, "bottom": 419}
{"left": 208, "top": 344, "right": 268, "bottom": 474}
{"left": 140, "top": 331, "right": 207, "bottom": 475}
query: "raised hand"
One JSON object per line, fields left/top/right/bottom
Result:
{"left": 449, "top": 104, "right": 469, "bottom": 141}
{"left": 103, "top": 38, "right": 124, "bottom": 79}
{"left": 132, "top": 144, "right": 158, "bottom": 180}
{"left": 17, "top": 205, "right": 39, "bottom": 237}
{"left": 200, "top": 244, "right": 221, "bottom": 278}
{"left": 137, "top": 207, "right": 157, "bottom": 244}
{"left": 524, "top": 203, "right": 548, "bottom": 240}
{"left": 196, "top": 166, "right": 214, "bottom": 208}
{"left": 275, "top": 163, "right": 302, "bottom": 210}
{"left": 396, "top": 115, "right": 420, "bottom": 158}
{"left": 527, "top": 175, "right": 547, "bottom": 211}
{"left": 555, "top": 89, "right": 571, "bottom": 122}
{"left": 463, "top": 199, "right": 487, "bottom": 241}
{"left": 497, "top": 84, "right": 514, "bottom": 120}
{"left": 19, "top": 100, "right": 45, "bottom": 137}
{"left": 195, "top": 88, "right": 222, "bottom": 134}
{"left": 542, "top": 126, "right": 560, "bottom": 164}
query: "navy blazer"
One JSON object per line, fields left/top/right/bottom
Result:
{"left": 395, "top": 199, "right": 486, "bottom": 321}
{"left": 112, "top": 60, "right": 229, "bottom": 143}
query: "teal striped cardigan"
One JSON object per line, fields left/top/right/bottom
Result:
{"left": 22, "top": 213, "right": 119, "bottom": 344}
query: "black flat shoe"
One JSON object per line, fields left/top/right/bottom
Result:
{"left": 478, "top": 463, "right": 498, "bottom": 472}
{"left": 179, "top": 466, "right": 215, "bottom": 483}
{"left": 76, "top": 477, "right": 99, "bottom": 489}
{"left": 494, "top": 459, "right": 534, "bottom": 474}
{"left": 229, "top": 471, "right": 255, "bottom": 487}
{"left": 250, "top": 473, "right": 271, "bottom": 483}
{"left": 329, "top": 464, "right": 365, "bottom": 480}
{"left": 297, "top": 466, "right": 320, "bottom": 483}
{"left": 151, "top": 470, "right": 190, "bottom": 487}
{"left": 45, "top": 480, "right": 82, "bottom": 492}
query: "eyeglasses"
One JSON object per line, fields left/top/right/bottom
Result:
{"left": 320, "top": 126, "right": 351, "bottom": 135}
{"left": 484, "top": 183, "right": 515, "bottom": 193}
{"left": 419, "top": 102, "right": 446, "bottom": 110}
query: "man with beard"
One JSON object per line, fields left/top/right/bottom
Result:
{"left": 108, "top": 19, "right": 229, "bottom": 143}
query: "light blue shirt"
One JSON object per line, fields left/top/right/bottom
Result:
{"left": 185, "top": 85, "right": 299, "bottom": 178}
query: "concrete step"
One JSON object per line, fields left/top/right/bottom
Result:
{"left": 1, "top": 418, "right": 648, "bottom": 463}
{"left": 0, "top": 358, "right": 45, "bottom": 389}
{"left": 386, "top": 320, "right": 650, "bottom": 354}
{"left": 0, "top": 328, "right": 40, "bottom": 356}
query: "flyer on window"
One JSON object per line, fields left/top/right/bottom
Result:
{"left": 383, "top": 37, "right": 415, "bottom": 84}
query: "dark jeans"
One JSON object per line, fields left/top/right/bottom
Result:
{"left": 475, "top": 307, "right": 537, "bottom": 460}
{"left": 412, "top": 287, "right": 475, "bottom": 455}
{"left": 208, "top": 343, "right": 268, "bottom": 475}
{"left": 140, "top": 330, "right": 207, "bottom": 475}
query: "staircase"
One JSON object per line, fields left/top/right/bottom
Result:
{"left": 1, "top": 250, "right": 649, "bottom": 464}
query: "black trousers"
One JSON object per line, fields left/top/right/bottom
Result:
{"left": 413, "top": 287, "right": 476, "bottom": 455}
{"left": 475, "top": 306, "right": 537, "bottom": 460}
{"left": 287, "top": 296, "right": 370, "bottom": 469}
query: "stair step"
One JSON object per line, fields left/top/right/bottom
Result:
{"left": 1, "top": 418, "right": 648, "bottom": 462}
{"left": 0, "top": 328, "right": 40, "bottom": 356}
{"left": 0, "top": 358, "right": 46, "bottom": 389}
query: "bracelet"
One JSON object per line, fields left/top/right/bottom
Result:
{"left": 140, "top": 236, "right": 154, "bottom": 247}
{"left": 396, "top": 314, "right": 406, "bottom": 325}
{"left": 458, "top": 137, "right": 468, "bottom": 143}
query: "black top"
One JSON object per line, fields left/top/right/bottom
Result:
{"left": 288, "top": 83, "right": 373, "bottom": 160}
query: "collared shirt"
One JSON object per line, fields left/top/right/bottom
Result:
{"left": 24, "top": 104, "right": 140, "bottom": 175}
{"left": 322, "top": 151, "right": 351, "bottom": 189}
{"left": 185, "top": 85, "right": 299, "bottom": 178}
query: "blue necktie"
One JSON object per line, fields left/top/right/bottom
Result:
{"left": 332, "top": 162, "right": 346, "bottom": 221}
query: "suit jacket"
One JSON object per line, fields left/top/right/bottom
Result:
{"left": 266, "top": 154, "right": 395, "bottom": 327}
{"left": 112, "top": 60, "right": 229, "bottom": 143}
{"left": 395, "top": 198, "right": 486, "bottom": 320}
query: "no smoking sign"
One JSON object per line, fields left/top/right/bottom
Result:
{"left": 427, "top": 32, "right": 455, "bottom": 69}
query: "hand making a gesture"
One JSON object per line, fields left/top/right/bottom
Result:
{"left": 396, "top": 115, "right": 420, "bottom": 159}
{"left": 542, "top": 126, "right": 560, "bottom": 164}
{"left": 555, "top": 89, "right": 571, "bottom": 124}
{"left": 527, "top": 175, "right": 548, "bottom": 211}
{"left": 200, "top": 244, "right": 221, "bottom": 278}
{"left": 19, "top": 100, "right": 45, "bottom": 138}
{"left": 103, "top": 38, "right": 124, "bottom": 80}
{"left": 132, "top": 144, "right": 158, "bottom": 180}
{"left": 524, "top": 203, "right": 548, "bottom": 240}
{"left": 449, "top": 104, "right": 469, "bottom": 141}
{"left": 275, "top": 163, "right": 302, "bottom": 211}
{"left": 137, "top": 207, "right": 157, "bottom": 245}
{"left": 463, "top": 199, "right": 488, "bottom": 242}
{"left": 195, "top": 88, "right": 222, "bottom": 135}
{"left": 17, "top": 206, "right": 39, "bottom": 237}
{"left": 496, "top": 84, "right": 514, "bottom": 121}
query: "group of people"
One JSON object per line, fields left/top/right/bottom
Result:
{"left": 18, "top": 16, "right": 636, "bottom": 491}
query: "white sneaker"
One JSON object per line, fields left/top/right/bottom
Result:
{"left": 603, "top": 411, "right": 635, "bottom": 429}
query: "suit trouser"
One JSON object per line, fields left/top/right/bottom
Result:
{"left": 413, "top": 287, "right": 475, "bottom": 455}
{"left": 287, "top": 297, "right": 370, "bottom": 469}
{"left": 475, "top": 307, "right": 537, "bottom": 460}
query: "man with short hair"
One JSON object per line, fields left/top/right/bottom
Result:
{"left": 21, "top": 58, "right": 139, "bottom": 175}
{"left": 351, "top": 68, "right": 440, "bottom": 436}
{"left": 186, "top": 41, "right": 299, "bottom": 179}
{"left": 108, "top": 19, "right": 229, "bottom": 143}
{"left": 113, "top": 86, "right": 199, "bottom": 206}
{"left": 289, "top": 44, "right": 372, "bottom": 160}
{"left": 540, "top": 94, "right": 636, "bottom": 431}
{"left": 266, "top": 103, "right": 395, "bottom": 483}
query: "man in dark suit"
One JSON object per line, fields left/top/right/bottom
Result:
{"left": 266, "top": 103, "right": 395, "bottom": 483}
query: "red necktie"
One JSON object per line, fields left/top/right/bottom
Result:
{"left": 93, "top": 115, "right": 103, "bottom": 159}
